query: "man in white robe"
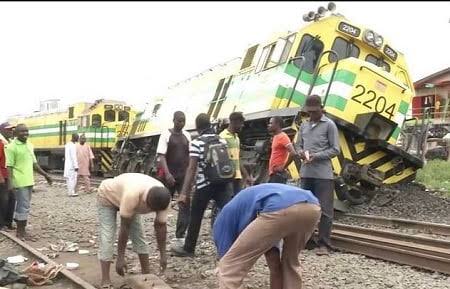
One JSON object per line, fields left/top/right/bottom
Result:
{"left": 64, "top": 133, "right": 79, "bottom": 196}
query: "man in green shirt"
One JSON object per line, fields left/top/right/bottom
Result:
{"left": 6, "top": 124, "right": 53, "bottom": 240}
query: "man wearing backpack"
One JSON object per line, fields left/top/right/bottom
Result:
{"left": 156, "top": 111, "right": 192, "bottom": 246}
{"left": 171, "top": 113, "right": 233, "bottom": 257}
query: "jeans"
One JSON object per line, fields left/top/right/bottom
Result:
{"left": 168, "top": 178, "right": 190, "bottom": 239}
{"left": 0, "top": 181, "right": 16, "bottom": 227}
{"left": 184, "top": 182, "right": 232, "bottom": 253}
{"left": 300, "top": 178, "right": 334, "bottom": 248}
{"left": 14, "top": 186, "right": 33, "bottom": 221}
{"left": 97, "top": 203, "right": 149, "bottom": 261}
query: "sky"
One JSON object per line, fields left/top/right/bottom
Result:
{"left": 0, "top": 1, "right": 449, "bottom": 122}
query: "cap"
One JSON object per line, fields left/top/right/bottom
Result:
{"left": 302, "top": 95, "right": 323, "bottom": 112}
{"left": 0, "top": 122, "right": 13, "bottom": 130}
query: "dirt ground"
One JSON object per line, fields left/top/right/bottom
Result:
{"left": 10, "top": 178, "right": 450, "bottom": 289}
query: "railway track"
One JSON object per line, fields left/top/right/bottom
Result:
{"left": 45, "top": 174, "right": 105, "bottom": 188}
{"left": 0, "top": 231, "right": 95, "bottom": 289}
{"left": 340, "top": 213, "right": 450, "bottom": 236}
{"left": 331, "top": 223, "right": 450, "bottom": 275}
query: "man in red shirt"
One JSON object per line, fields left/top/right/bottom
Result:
{"left": 267, "top": 116, "right": 298, "bottom": 184}
{"left": 0, "top": 123, "right": 15, "bottom": 230}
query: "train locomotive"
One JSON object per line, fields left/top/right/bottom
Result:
{"left": 113, "top": 2, "right": 424, "bottom": 204}
{"left": 8, "top": 99, "right": 136, "bottom": 176}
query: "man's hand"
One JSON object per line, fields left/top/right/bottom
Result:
{"left": 159, "top": 254, "right": 167, "bottom": 273}
{"left": 115, "top": 257, "right": 127, "bottom": 276}
{"left": 273, "top": 165, "right": 285, "bottom": 173}
{"left": 177, "top": 193, "right": 188, "bottom": 205}
{"left": 244, "top": 176, "right": 254, "bottom": 187}
{"left": 45, "top": 175, "right": 53, "bottom": 185}
{"left": 298, "top": 150, "right": 306, "bottom": 160}
{"left": 165, "top": 173, "right": 175, "bottom": 187}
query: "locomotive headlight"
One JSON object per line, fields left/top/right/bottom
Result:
{"left": 374, "top": 35, "right": 383, "bottom": 48}
{"left": 364, "top": 30, "right": 375, "bottom": 43}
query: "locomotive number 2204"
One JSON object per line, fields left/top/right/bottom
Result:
{"left": 350, "top": 84, "right": 396, "bottom": 119}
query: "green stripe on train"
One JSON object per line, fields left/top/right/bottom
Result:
{"left": 284, "top": 64, "right": 356, "bottom": 86}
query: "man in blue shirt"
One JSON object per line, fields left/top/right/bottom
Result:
{"left": 213, "top": 183, "right": 321, "bottom": 289}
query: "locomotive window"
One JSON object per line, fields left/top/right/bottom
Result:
{"left": 152, "top": 103, "right": 161, "bottom": 117}
{"left": 68, "top": 106, "right": 74, "bottom": 118}
{"left": 365, "top": 54, "right": 391, "bottom": 72}
{"left": 240, "top": 44, "right": 259, "bottom": 70}
{"left": 256, "top": 43, "right": 276, "bottom": 72}
{"left": 118, "top": 111, "right": 129, "bottom": 121}
{"left": 92, "top": 114, "right": 101, "bottom": 128}
{"left": 104, "top": 110, "right": 116, "bottom": 122}
{"left": 280, "top": 33, "right": 296, "bottom": 64}
{"left": 294, "top": 34, "right": 324, "bottom": 73}
{"left": 328, "top": 37, "right": 360, "bottom": 63}
{"left": 81, "top": 115, "right": 90, "bottom": 127}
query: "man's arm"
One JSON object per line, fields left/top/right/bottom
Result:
{"left": 71, "top": 144, "right": 78, "bottom": 171}
{"left": 158, "top": 154, "right": 175, "bottom": 186}
{"left": 33, "top": 163, "right": 52, "bottom": 185}
{"left": 154, "top": 219, "right": 167, "bottom": 272}
{"left": 89, "top": 146, "right": 95, "bottom": 171}
{"left": 7, "top": 167, "right": 13, "bottom": 191}
{"left": 283, "top": 143, "right": 300, "bottom": 169}
{"left": 156, "top": 132, "right": 175, "bottom": 186}
{"left": 311, "top": 122, "right": 340, "bottom": 161}
{"left": 116, "top": 216, "right": 133, "bottom": 276}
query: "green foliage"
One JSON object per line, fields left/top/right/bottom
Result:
{"left": 416, "top": 160, "right": 450, "bottom": 194}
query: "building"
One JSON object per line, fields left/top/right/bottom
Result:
{"left": 413, "top": 67, "right": 450, "bottom": 124}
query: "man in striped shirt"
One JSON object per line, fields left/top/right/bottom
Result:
{"left": 172, "top": 113, "right": 233, "bottom": 257}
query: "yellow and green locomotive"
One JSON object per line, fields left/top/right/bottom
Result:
{"left": 114, "top": 2, "right": 423, "bottom": 204}
{"left": 9, "top": 99, "right": 136, "bottom": 175}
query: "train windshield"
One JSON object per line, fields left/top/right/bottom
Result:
{"left": 294, "top": 34, "right": 324, "bottom": 73}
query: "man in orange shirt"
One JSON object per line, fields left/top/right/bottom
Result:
{"left": 267, "top": 116, "right": 298, "bottom": 184}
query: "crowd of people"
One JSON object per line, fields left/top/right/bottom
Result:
{"left": 0, "top": 94, "right": 340, "bottom": 289}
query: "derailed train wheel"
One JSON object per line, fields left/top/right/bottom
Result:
{"left": 117, "top": 158, "right": 131, "bottom": 175}
{"left": 334, "top": 177, "right": 366, "bottom": 205}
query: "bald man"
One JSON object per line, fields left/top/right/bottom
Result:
{"left": 96, "top": 173, "right": 171, "bottom": 288}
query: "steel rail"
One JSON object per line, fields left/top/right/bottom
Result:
{"left": 341, "top": 213, "right": 450, "bottom": 236}
{"left": 0, "top": 231, "right": 96, "bottom": 289}
{"left": 331, "top": 224, "right": 450, "bottom": 275}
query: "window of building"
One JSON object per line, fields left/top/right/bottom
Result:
{"left": 68, "top": 106, "right": 74, "bottom": 118}
{"left": 240, "top": 45, "right": 259, "bottom": 70}
{"left": 118, "top": 111, "right": 129, "bottom": 121}
{"left": 104, "top": 110, "right": 115, "bottom": 122}
{"left": 328, "top": 37, "right": 360, "bottom": 63}
{"left": 92, "top": 114, "right": 101, "bottom": 127}
{"left": 365, "top": 54, "right": 391, "bottom": 72}
{"left": 294, "top": 34, "right": 324, "bottom": 73}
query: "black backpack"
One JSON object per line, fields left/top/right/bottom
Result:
{"left": 200, "top": 135, "right": 234, "bottom": 183}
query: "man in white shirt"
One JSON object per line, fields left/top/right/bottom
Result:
{"left": 156, "top": 111, "right": 192, "bottom": 246}
{"left": 64, "top": 133, "right": 79, "bottom": 197}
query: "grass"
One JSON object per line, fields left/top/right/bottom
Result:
{"left": 416, "top": 159, "right": 450, "bottom": 195}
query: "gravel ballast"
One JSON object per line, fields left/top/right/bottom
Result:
{"left": 20, "top": 178, "right": 450, "bottom": 288}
